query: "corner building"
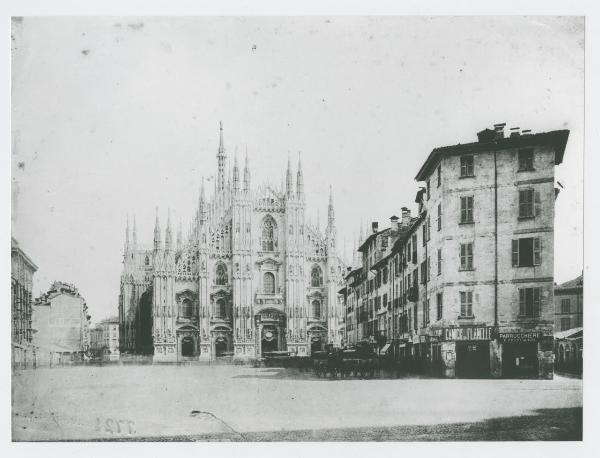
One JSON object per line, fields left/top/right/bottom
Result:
{"left": 341, "top": 124, "right": 569, "bottom": 379}
{"left": 119, "top": 124, "right": 345, "bottom": 362}
{"left": 410, "top": 124, "right": 568, "bottom": 378}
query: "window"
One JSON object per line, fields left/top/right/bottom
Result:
{"left": 144, "top": 256, "right": 150, "bottom": 266}
{"left": 436, "top": 293, "right": 443, "bottom": 320}
{"left": 407, "top": 241, "right": 412, "bottom": 262}
{"left": 414, "top": 304, "right": 418, "bottom": 330}
{"left": 215, "top": 263, "right": 228, "bottom": 285}
{"left": 460, "top": 243, "right": 473, "bottom": 270}
{"left": 437, "top": 164, "right": 442, "bottom": 187}
{"left": 460, "top": 291, "right": 473, "bottom": 317}
{"left": 518, "top": 148, "right": 534, "bottom": 171}
{"left": 424, "top": 298, "right": 430, "bottom": 325}
{"left": 311, "top": 266, "right": 323, "bottom": 287}
{"left": 426, "top": 179, "right": 431, "bottom": 200}
{"left": 412, "top": 235, "right": 417, "bottom": 263}
{"left": 437, "top": 248, "right": 442, "bottom": 276}
{"left": 460, "top": 196, "right": 474, "bottom": 224}
{"left": 427, "top": 217, "right": 431, "bottom": 241}
{"left": 561, "top": 298, "right": 571, "bottom": 314}
{"left": 519, "top": 287, "right": 541, "bottom": 318}
{"left": 518, "top": 189, "right": 540, "bottom": 219}
{"left": 561, "top": 317, "right": 571, "bottom": 331}
{"left": 460, "top": 155, "right": 474, "bottom": 177}
{"left": 427, "top": 256, "right": 431, "bottom": 281}
{"left": 180, "top": 298, "right": 194, "bottom": 318}
{"left": 437, "top": 203, "right": 442, "bottom": 231}
{"left": 216, "top": 298, "right": 227, "bottom": 319}
{"left": 512, "top": 238, "right": 541, "bottom": 267}
{"left": 263, "top": 272, "right": 275, "bottom": 294}
{"left": 421, "top": 260, "right": 427, "bottom": 284}
{"left": 422, "top": 224, "right": 427, "bottom": 246}
{"left": 383, "top": 267, "right": 388, "bottom": 284}
{"left": 311, "top": 300, "right": 321, "bottom": 318}
{"left": 261, "top": 215, "right": 277, "bottom": 251}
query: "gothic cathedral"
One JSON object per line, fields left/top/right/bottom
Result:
{"left": 119, "top": 123, "right": 346, "bottom": 362}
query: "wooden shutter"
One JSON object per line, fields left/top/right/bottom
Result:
{"left": 534, "top": 288, "right": 541, "bottom": 317}
{"left": 534, "top": 190, "right": 541, "bottom": 217}
{"left": 519, "top": 289, "right": 525, "bottom": 316}
{"left": 533, "top": 238, "right": 541, "bottom": 265}
{"left": 512, "top": 240, "right": 519, "bottom": 267}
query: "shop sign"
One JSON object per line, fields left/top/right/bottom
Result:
{"left": 441, "top": 326, "right": 493, "bottom": 341}
{"left": 499, "top": 331, "right": 542, "bottom": 343}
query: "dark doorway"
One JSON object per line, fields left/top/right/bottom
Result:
{"left": 215, "top": 339, "right": 227, "bottom": 357}
{"left": 181, "top": 336, "right": 194, "bottom": 357}
{"left": 310, "top": 337, "right": 322, "bottom": 355}
{"left": 455, "top": 342, "right": 490, "bottom": 378}
{"left": 137, "top": 292, "right": 154, "bottom": 355}
{"left": 261, "top": 327, "right": 278, "bottom": 355}
{"left": 502, "top": 342, "right": 538, "bottom": 378}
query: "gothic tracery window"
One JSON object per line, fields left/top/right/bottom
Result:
{"left": 311, "top": 300, "right": 321, "bottom": 318}
{"left": 263, "top": 272, "right": 275, "bottom": 294}
{"left": 215, "top": 263, "right": 228, "bottom": 285}
{"left": 216, "top": 298, "right": 227, "bottom": 318}
{"left": 180, "top": 298, "right": 193, "bottom": 318}
{"left": 311, "top": 265, "right": 323, "bottom": 287}
{"left": 261, "top": 215, "right": 277, "bottom": 251}
{"left": 145, "top": 256, "right": 149, "bottom": 266}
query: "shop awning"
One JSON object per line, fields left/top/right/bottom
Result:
{"left": 380, "top": 343, "right": 391, "bottom": 354}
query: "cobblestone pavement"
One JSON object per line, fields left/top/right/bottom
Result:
{"left": 12, "top": 364, "right": 583, "bottom": 441}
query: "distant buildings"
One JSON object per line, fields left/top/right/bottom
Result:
{"left": 554, "top": 274, "right": 583, "bottom": 331}
{"left": 11, "top": 237, "right": 38, "bottom": 368}
{"left": 340, "top": 123, "right": 570, "bottom": 379}
{"left": 33, "top": 281, "right": 91, "bottom": 364}
{"left": 90, "top": 317, "right": 120, "bottom": 361}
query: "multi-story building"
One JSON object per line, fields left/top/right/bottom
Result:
{"left": 341, "top": 123, "right": 569, "bottom": 379}
{"left": 90, "top": 317, "right": 120, "bottom": 361}
{"left": 554, "top": 274, "right": 583, "bottom": 332}
{"left": 32, "top": 281, "right": 91, "bottom": 363}
{"left": 119, "top": 123, "right": 346, "bottom": 362}
{"left": 11, "top": 237, "right": 38, "bottom": 368}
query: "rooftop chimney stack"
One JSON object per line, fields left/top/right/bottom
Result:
{"left": 522, "top": 129, "right": 532, "bottom": 136}
{"left": 494, "top": 123, "right": 506, "bottom": 136}
{"left": 372, "top": 221, "right": 379, "bottom": 234}
{"left": 390, "top": 215, "right": 400, "bottom": 234}
{"left": 493, "top": 123, "right": 506, "bottom": 140}
{"left": 401, "top": 207, "right": 411, "bottom": 226}
{"left": 510, "top": 127, "right": 521, "bottom": 138}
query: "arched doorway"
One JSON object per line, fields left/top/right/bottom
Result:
{"left": 311, "top": 337, "right": 322, "bottom": 354}
{"left": 181, "top": 336, "right": 194, "bottom": 357}
{"left": 215, "top": 338, "right": 227, "bottom": 357}
{"left": 261, "top": 327, "right": 278, "bottom": 355}
{"left": 137, "top": 291, "right": 154, "bottom": 355}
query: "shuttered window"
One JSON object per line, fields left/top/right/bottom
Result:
{"left": 512, "top": 237, "right": 541, "bottom": 267}
{"left": 519, "top": 287, "right": 541, "bottom": 317}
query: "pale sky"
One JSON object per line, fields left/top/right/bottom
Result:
{"left": 11, "top": 16, "right": 584, "bottom": 325}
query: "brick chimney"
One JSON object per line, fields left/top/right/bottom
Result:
{"left": 493, "top": 123, "right": 506, "bottom": 140}
{"left": 401, "top": 207, "right": 411, "bottom": 226}
{"left": 510, "top": 127, "right": 521, "bottom": 138}
{"left": 390, "top": 215, "right": 400, "bottom": 234}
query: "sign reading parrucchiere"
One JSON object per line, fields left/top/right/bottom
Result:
{"left": 499, "top": 331, "right": 543, "bottom": 343}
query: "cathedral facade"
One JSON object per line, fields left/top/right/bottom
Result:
{"left": 119, "top": 124, "right": 346, "bottom": 362}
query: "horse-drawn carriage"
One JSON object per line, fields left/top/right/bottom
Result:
{"left": 312, "top": 342, "right": 377, "bottom": 378}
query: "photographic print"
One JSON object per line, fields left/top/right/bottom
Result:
{"left": 10, "top": 16, "right": 584, "bottom": 442}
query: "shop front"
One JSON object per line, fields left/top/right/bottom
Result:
{"left": 499, "top": 331, "right": 542, "bottom": 378}
{"left": 437, "top": 326, "right": 495, "bottom": 379}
